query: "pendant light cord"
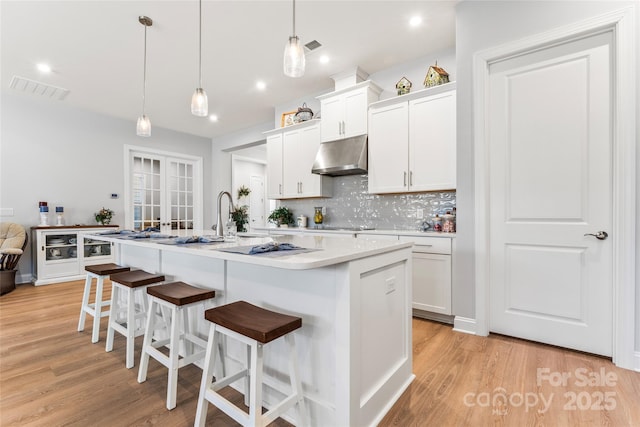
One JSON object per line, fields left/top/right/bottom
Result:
{"left": 292, "top": 0, "right": 296, "bottom": 37}
{"left": 142, "top": 23, "right": 147, "bottom": 115}
{"left": 198, "top": 0, "right": 202, "bottom": 88}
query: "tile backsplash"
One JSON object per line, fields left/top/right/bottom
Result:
{"left": 280, "top": 175, "right": 456, "bottom": 230}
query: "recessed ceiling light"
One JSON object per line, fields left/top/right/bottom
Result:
{"left": 256, "top": 80, "right": 266, "bottom": 91}
{"left": 409, "top": 16, "right": 422, "bottom": 27}
{"left": 209, "top": 114, "right": 218, "bottom": 122}
{"left": 319, "top": 55, "right": 330, "bottom": 64}
{"left": 37, "top": 63, "right": 52, "bottom": 73}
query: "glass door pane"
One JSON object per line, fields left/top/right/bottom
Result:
{"left": 168, "top": 159, "right": 195, "bottom": 230}
{"left": 131, "top": 155, "right": 163, "bottom": 231}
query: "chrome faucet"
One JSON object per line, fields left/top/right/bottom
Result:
{"left": 215, "top": 191, "right": 235, "bottom": 237}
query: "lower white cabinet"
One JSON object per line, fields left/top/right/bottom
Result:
{"left": 31, "top": 225, "right": 118, "bottom": 285}
{"left": 399, "top": 235, "right": 452, "bottom": 316}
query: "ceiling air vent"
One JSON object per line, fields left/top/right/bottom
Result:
{"left": 304, "top": 40, "right": 322, "bottom": 53}
{"left": 9, "top": 76, "right": 70, "bottom": 100}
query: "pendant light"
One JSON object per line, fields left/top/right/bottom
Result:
{"left": 283, "top": 0, "right": 305, "bottom": 78}
{"left": 191, "top": 0, "right": 208, "bottom": 116}
{"left": 136, "top": 16, "right": 152, "bottom": 137}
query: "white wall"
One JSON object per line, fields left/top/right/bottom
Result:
{"left": 455, "top": 1, "right": 639, "bottom": 353}
{"left": 1, "top": 93, "right": 212, "bottom": 283}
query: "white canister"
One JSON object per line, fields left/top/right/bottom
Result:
{"left": 297, "top": 215, "right": 308, "bottom": 228}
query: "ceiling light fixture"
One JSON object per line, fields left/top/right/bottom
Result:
{"left": 319, "top": 55, "right": 329, "bottom": 64}
{"left": 36, "top": 63, "right": 51, "bottom": 73}
{"left": 209, "top": 114, "right": 219, "bottom": 122}
{"left": 191, "top": 0, "right": 208, "bottom": 116}
{"left": 256, "top": 80, "right": 266, "bottom": 91}
{"left": 136, "top": 16, "right": 152, "bottom": 137}
{"left": 409, "top": 16, "right": 423, "bottom": 27}
{"left": 283, "top": 0, "right": 305, "bottom": 78}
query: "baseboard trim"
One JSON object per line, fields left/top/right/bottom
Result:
{"left": 453, "top": 316, "right": 477, "bottom": 335}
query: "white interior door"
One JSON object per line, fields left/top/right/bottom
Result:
{"left": 488, "top": 31, "right": 613, "bottom": 356}
{"left": 249, "top": 175, "right": 265, "bottom": 230}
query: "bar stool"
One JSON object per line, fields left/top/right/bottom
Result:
{"left": 105, "top": 270, "right": 165, "bottom": 369}
{"left": 77, "top": 263, "right": 130, "bottom": 343}
{"left": 137, "top": 282, "right": 216, "bottom": 410}
{"left": 195, "top": 301, "right": 307, "bottom": 427}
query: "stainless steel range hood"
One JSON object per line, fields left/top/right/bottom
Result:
{"left": 311, "top": 135, "right": 368, "bottom": 176}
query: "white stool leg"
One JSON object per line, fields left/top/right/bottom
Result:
{"left": 248, "top": 341, "right": 264, "bottom": 427}
{"left": 195, "top": 325, "right": 218, "bottom": 427}
{"left": 244, "top": 343, "right": 251, "bottom": 408}
{"left": 167, "top": 304, "right": 181, "bottom": 410}
{"left": 91, "top": 275, "right": 105, "bottom": 343}
{"left": 137, "top": 297, "right": 157, "bottom": 383}
{"left": 286, "top": 333, "right": 308, "bottom": 427}
{"left": 105, "top": 283, "right": 119, "bottom": 352}
{"left": 125, "top": 287, "right": 136, "bottom": 369}
{"left": 77, "top": 273, "right": 92, "bottom": 332}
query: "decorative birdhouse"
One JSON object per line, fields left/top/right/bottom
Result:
{"left": 395, "top": 77, "right": 412, "bottom": 96}
{"left": 423, "top": 62, "right": 450, "bottom": 88}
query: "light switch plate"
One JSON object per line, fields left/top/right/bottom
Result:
{"left": 417, "top": 208, "right": 424, "bottom": 219}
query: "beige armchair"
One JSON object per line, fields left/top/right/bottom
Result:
{"left": 0, "top": 222, "right": 28, "bottom": 295}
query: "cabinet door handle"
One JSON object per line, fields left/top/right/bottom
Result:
{"left": 338, "top": 122, "right": 341, "bottom": 135}
{"left": 404, "top": 172, "right": 407, "bottom": 186}
{"left": 342, "top": 121, "right": 346, "bottom": 135}
{"left": 299, "top": 182, "right": 303, "bottom": 193}
{"left": 410, "top": 171, "right": 413, "bottom": 186}
{"left": 279, "top": 184, "right": 282, "bottom": 195}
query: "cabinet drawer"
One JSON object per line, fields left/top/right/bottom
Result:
{"left": 398, "top": 235, "right": 451, "bottom": 254}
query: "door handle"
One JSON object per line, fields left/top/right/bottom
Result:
{"left": 584, "top": 231, "right": 608, "bottom": 240}
{"left": 403, "top": 171, "right": 407, "bottom": 186}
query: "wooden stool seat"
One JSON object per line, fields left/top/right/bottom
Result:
{"left": 147, "top": 281, "right": 216, "bottom": 306}
{"left": 85, "top": 263, "right": 130, "bottom": 276}
{"left": 78, "top": 263, "right": 130, "bottom": 343}
{"left": 195, "top": 301, "right": 307, "bottom": 427}
{"left": 138, "top": 282, "right": 217, "bottom": 410}
{"left": 106, "top": 270, "right": 165, "bottom": 369}
{"left": 109, "top": 270, "right": 166, "bottom": 288}
{"left": 204, "top": 300, "right": 302, "bottom": 344}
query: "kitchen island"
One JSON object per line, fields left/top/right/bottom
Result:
{"left": 83, "top": 231, "right": 414, "bottom": 427}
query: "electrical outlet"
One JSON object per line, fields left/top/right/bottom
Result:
{"left": 417, "top": 208, "right": 424, "bottom": 219}
{"left": 110, "top": 193, "right": 119, "bottom": 199}
{"left": 385, "top": 277, "right": 396, "bottom": 294}
{"left": 322, "top": 207, "right": 327, "bottom": 215}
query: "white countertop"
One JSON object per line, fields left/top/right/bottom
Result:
{"left": 254, "top": 226, "right": 456, "bottom": 238}
{"left": 82, "top": 230, "right": 412, "bottom": 271}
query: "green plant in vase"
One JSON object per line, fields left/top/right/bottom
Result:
{"left": 231, "top": 205, "right": 249, "bottom": 233}
{"left": 267, "top": 206, "right": 294, "bottom": 227}
{"left": 94, "top": 207, "right": 114, "bottom": 225}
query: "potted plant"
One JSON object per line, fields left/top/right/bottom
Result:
{"left": 267, "top": 206, "right": 294, "bottom": 227}
{"left": 231, "top": 205, "right": 249, "bottom": 233}
{"left": 95, "top": 207, "right": 114, "bottom": 225}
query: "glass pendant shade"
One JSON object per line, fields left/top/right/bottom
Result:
{"left": 191, "top": 88, "right": 208, "bottom": 116}
{"left": 284, "top": 35, "right": 305, "bottom": 78}
{"left": 136, "top": 114, "right": 151, "bottom": 137}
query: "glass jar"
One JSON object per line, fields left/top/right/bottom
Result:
{"left": 314, "top": 207, "right": 324, "bottom": 224}
{"left": 432, "top": 215, "right": 442, "bottom": 232}
{"left": 225, "top": 216, "right": 237, "bottom": 241}
{"left": 442, "top": 213, "right": 456, "bottom": 233}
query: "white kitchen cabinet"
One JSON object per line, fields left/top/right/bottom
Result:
{"left": 368, "top": 83, "right": 456, "bottom": 194}
{"left": 317, "top": 81, "right": 382, "bottom": 142}
{"left": 399, "top": 235, "right": 452, "bottom": 316}
{"left": 31, "top": 225, "right": 118, "bottom": 286}
{"left": 265, "top": 120, "right": 332, "bottom": 199}
{"left": 266, "top": 133, "right": 283, "bottom": 199}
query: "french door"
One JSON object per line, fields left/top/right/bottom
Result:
{"left": 125, "top": 147, "right": 203, "bottom": 233}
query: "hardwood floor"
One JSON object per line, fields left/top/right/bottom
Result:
{"left": 1, "top": 281, "right": 639, "bottom": 426}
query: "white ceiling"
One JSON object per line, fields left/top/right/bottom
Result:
{"left": 1, "top": 1, "right": 456, "bottom": 140}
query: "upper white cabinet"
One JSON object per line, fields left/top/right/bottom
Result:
{"left": 266, "top": 133, "right": 283, "bottom": 199}
{"left": 265, "top": 120, "right": 332, "bottom": 200}
{"left": 368, "top": 83, "right": 456, "bottom": 194}
{"left": 317, "top": 81, "right": 382, "bottom": 142}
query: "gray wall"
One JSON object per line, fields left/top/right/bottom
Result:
{"left": 1, "top": 93, "right": 212, "bottom": 283}
{"left": 455, "top": 1, "right": 639, "bottom": 352}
